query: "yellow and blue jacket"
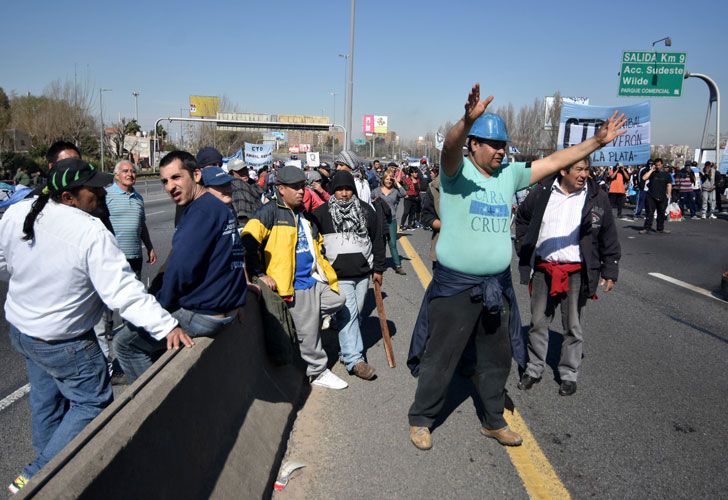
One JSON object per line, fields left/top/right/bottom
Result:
{"left": 241, "top": 200, "right": 339, "bottom": 298}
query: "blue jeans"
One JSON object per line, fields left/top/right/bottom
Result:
{"left": 113, "top": 308, "right": 234, "bottom": 385}
{"left": 336, "top": 277, "right": 369, "bottom": 371}
{"left": 9, "top": 326, "right": 113, "bottom": 479}
{"left": 634, "top": 190, "right": 647, "bottom": 216}
{"left": 386, "top": 219, "right": 402, "bottom": 268}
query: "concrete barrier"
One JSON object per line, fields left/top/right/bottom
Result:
{"left": 19, "top": 294, "right": 308, "bottom": 499}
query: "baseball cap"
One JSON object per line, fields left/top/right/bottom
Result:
{"left": 48, "top": 158, "right": 113, "bottom": 194}
{"left": 201, "top": 166, "right": 233, "bottom": 186}
{"left": 196, "top": 147, "right": 223, "bottom": 167}
{"left": 276, "top": 166, "right": 306, "bottom": 185}
{"left": 226, "top": 158, "right": 246, "bottom": 171}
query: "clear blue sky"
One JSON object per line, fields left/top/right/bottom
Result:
{"left": 2, "top": 0, "right": 726, "bottom": 148}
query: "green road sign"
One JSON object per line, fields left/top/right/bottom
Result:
{"left": 354, "top": 138, "right": 366, "bottom": 145}
{"left": 618, "top": 51, "right": 687, "bottom": 97}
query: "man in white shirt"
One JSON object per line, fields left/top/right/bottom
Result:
{"left": 0, "top": 158, "right": 192, "bottom": 494}
{"left": 514, "top": 158, "right": 620, "bottom": 396}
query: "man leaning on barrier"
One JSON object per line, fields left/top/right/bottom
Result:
{"left": 0, "top": 158, "right": 192, "bottom": 495}
{"left": 406, "top": 84, "right": 627, "bottom": 451}
{"left": 113, "top": 151, "right": 247, "bottom": 385}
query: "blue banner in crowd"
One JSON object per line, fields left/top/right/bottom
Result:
{"left": 557, "top": 101, "right": 650, "bottom": 166}
{"left": 222, "top": 148, "right": 243, "bottom": 166}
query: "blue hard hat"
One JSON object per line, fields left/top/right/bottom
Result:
{"left": 468, "top": 113, "right": 510, "bottom": 142}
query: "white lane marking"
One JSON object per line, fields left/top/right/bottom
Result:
{"left": 0, "top": 384, "right": 30, "bottom": 413}
{"left": 146, "top": 210, "right": 167, "bottom": 216}
{"left": 648, "top": 273, "right": 725, "bottom": 302}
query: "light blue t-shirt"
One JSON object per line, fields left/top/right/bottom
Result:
{"left": 106, "top": 183, "right": 145, "bottom": 259}
{"left": 436, "top": 157, "right": 531, "bottom": 275}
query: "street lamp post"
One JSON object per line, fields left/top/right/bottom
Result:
{"left": 338, "top": 53, "right": 349, "bottom": 148}
{"left": 685, "top": 72, "right": 721, "bottom": 164}
{"left": 330, "top": 91, "right": 337, "bottom": 157}
{"left": 99, "top": 88, "right": 112, "bottom": 171}
{"left": 651, "top": 36, "right": 672, "bottom": 48}
{"left": 132, "top": 91, "right": 140, "bottom": 122}
{"left": 345, "top": 0, "right": 356, "bottom": 151}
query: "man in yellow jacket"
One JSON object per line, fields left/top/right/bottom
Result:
{"left": 242, "top": 166, "right": 347, "bottom": 389}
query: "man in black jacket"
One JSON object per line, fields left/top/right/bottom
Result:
{"left": 515, "top": 157, "right": 620, "bottom": 396}
{"left": 313, "top": 171, "right": 386, "bottom": 380}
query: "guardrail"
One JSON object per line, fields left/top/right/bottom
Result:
{"left": 18, "top": 294, "right": 308, "bottom": 499}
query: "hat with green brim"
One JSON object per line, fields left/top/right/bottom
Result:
{"left": 48, "top": 158, "right": 113, "bottom": 194}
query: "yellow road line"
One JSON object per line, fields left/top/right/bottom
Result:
{"left": 399, "top": 236, "right": 571, "bottom": 500}
{"left": 398, "top": 236, "right": 432, "bottom": 287}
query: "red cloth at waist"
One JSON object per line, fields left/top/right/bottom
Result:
{"left": 535, "top": 260, "right": 583, "bottom": 296}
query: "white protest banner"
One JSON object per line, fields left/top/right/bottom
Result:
{"left": 244, "top": 142, "right": 273, "bottom": 165}
{"left": 558, "top": 101, "right": 650, "bottom": 166}
{"left": 306, "top": 152, "right": 320, "bottom": 167}
{"left": 719, "top": 142, "right": 728, "bottom": 174}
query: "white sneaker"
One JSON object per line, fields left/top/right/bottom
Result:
{"left": 701, "top": 214, "right": 707, "bottom": 219}
{"left": 311, "top": 369, "right": 348, "bottom": 390}
{"left": 710, "top": 214, "right": 717, "bottom": 219}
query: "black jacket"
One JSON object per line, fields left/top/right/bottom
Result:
{"left": 514, "top": 176, "right": 620, "bottom": 296}
{"left": 312, "top": 199, "right": 386, "bottom": 278}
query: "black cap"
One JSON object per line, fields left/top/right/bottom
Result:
{"left": 329, "top": 170, "right": 356, "bottom": 192}
{"left": 276, "top": 166, "right": 306, "bottom": 185}
{"left": 196, "top": 147, "right": 223, "bottom": 167}
{"left": 49, "top": 158, "right": 113, "bottom": 194}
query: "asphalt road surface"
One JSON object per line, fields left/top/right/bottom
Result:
{"left": 277, "top": 210, "right": 728, "bottom": 499}
{"left": 1, "top": 195, "right": 727, "bottom": 498}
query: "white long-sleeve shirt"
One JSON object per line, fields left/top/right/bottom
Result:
{"left": 0, "top": 199, "right": 178, "bottom": 341}
{"left": 535, "top": 180, "right": 587, "bottom": 263}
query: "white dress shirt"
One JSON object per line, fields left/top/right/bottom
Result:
{"left": 0, "top": 199, "right": 178, "bottom": 341}
{"left": 535, "top": 180, "right": 587, "bottom": 263}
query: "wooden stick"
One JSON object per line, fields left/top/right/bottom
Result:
{"left": 374, "top": 280, "right": 396, "bottom": 368}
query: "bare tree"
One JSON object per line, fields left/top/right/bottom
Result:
{"left": 44, "top": 77, "right": 97, "bottom": 146}
{"left": 545, "top": 91, "right": 562, "bottom": 154}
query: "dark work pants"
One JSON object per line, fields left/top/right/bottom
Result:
{"left": 127, "top": 257, "right": 143, "bottom": 281}
{"left": 644, "top": 196, "right": 667, "bottom": 231}
{"left": 401, "top": 196, "right": 419, "bottom": 227}
{"left": 408, "top": 289, "right": 512, "bottom": 430}
{"left": 716, "top": 189, "right": 723, "bottom": 212}
{"left": 608, "top": 193, "right": 626, "bottom": 218}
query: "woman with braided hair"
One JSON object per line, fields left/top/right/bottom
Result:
{"left": 312, "top": 171, "right": 386, "bottom": 381}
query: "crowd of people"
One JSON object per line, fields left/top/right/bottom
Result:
{"left": 589, "top": 159, "right": 726, "bottom": 227}
{"left": 0, "top": 135, "right": 443, "bottom": 492}
{"left": 12, "top": 81, "right": 725, "bottom": 491}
